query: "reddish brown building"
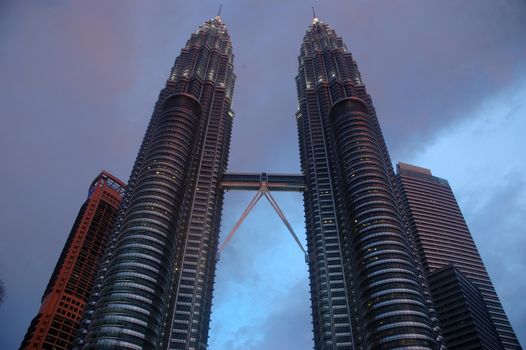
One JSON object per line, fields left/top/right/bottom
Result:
{"left": 20, "top": 171, "right": 125, "bottom": 350}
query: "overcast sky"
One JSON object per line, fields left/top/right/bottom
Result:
{"left": 1, "top": 1, "right": 525, "bottom": 349}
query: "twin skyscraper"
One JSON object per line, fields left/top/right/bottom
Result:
{"left": 22, "top": 14, "right": 521, "bottom": 350}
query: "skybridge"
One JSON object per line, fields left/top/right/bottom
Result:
{"left": 221, "top": 172, "right": 305, "bottom": 192}
{"left": 219, "top": 172, "right": 308, "bottom": 262}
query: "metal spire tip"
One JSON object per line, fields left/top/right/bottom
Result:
{"left": 311, "top": 6, "right": 320, "bottom": 24}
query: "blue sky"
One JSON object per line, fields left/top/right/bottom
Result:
{"left": 0, "top": 1, "right": 525, "bottom": 348}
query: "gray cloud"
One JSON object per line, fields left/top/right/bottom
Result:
{"left": 462, "top": 173, "right": 526, "bottom": 343}
{"left": 252, "top": 279, "right": 313, "bottom": 350}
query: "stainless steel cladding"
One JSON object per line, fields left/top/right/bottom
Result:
{"left": 296, "top": 18, "right": 441, "bottom": 349}
{"left": 76, "top": 16, "right": 235, "bottom": 350}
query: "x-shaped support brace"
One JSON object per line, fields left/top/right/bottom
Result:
{"left": 218, "top": 182, "right": 308, "bottom": 263}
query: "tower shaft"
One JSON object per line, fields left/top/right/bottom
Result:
{"left": 77, "top": 17, "right": 235, "bottom": 350}
{"left": 296, "top": 20, "right": 440, "bottom": 349}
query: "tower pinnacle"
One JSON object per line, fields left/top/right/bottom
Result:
{"left": 312, "top": 6, "right": 319, "bottom": 24}
{"left": 215, "top": 4, "right": 222, "bottom": 21}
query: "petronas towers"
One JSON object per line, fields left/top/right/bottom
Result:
{"left": 69, "top": 14, "right": 520, "bottom": 350}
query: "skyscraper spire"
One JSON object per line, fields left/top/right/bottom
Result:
{"left": 312, "top": 6, "right": 320, "bottom": 24}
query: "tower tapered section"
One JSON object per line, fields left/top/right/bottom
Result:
{"left": 296, "top": 19, "right": 440, "bottom": 349}
{"left": 76, "top": 16, "right": 235, "bottom": 350}
{"left": 164, "top": 16, "right": 235, "bottom": 350}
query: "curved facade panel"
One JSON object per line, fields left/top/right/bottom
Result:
{"left": 329, "top": 98, "right": 435, "bottom": 348}
{"left": 83, "top": 94, "right": 202, "bottom": 349}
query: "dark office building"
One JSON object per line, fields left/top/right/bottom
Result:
{"left": 396, "top": 162, "right": 521, "bottom": 349}
{"left": 76, "top": 16, "right": 235, "bottom": 350}
{"left": 428, "top": 265, "right": 503, "bottom": 350}
{"left": 20, "top": 171, "right": 125, "bottom": 350}
{"left": 295, "top": 18, "right": 442, "bottom": 349}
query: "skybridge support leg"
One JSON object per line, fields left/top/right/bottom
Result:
{"left": 264, "top": 191, "right": 309, "bottom": 263}
{"left": 218, "top": 190, "right": 263, "bottom": 255}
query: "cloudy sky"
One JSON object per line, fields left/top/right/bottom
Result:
{"left": 1, "top": 1, "right": 525, "bottom": 349}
